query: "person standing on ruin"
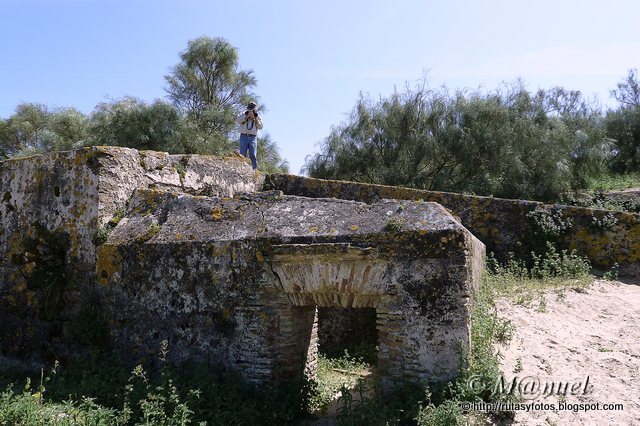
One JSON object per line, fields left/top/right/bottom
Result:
{"left": 236, "top": 101, "right": 263, "bottom": 170}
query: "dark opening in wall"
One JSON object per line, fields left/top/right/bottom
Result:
{"left": 317, "top": 307, "right": 378, "bottom": 365}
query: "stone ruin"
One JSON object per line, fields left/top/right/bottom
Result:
{"left": 0, "top": 147, "right": 485, "bottom": 388}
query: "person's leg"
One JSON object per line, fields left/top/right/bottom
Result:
{"left": 248, "top": 137, "right": 258, "bottom": 169}
{"left": 239, "top": 134, "right": 249, "bottom": 157}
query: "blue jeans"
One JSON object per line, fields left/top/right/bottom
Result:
{"left": 239, "top": 134, "right": 258, "bottom": 170}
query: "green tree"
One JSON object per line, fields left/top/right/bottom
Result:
{"left": 257, "top": 134, "right": 289, "bottom": 174}
{"left": 164, "top": 36, "right": 257, "bottom": 147}
{"left": 49, "top": 107, "right": 89, "bottom": 151}
{"left": 0, "top": 118, "right": 17, "bottom": 159}
{"left": 163, "top": 35, "right": 288, "bottom": 172}
{"left": 87, "top": 97, "right": 184, "bottom": 153}
{"left": 304, "top": 80, "right": 609, "bottom": 201}
{"left": 7, "top": 103, "right": 54, "bottom": 156}
{"left": 606, "top": 69, "right": 640, "bottom": 173}
{"left": 0, "top": 103, "right": 88, "bottom": 157}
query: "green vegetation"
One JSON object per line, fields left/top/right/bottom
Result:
{"left": 383, "top": 217, "right": 405, "bottom": 233}
{"left": 304, "top": 70, "right": 640, "bottom": 203}
{"left": 0, "top": 36, "right": 288, "bottom": 173}
{"left": 0, "top": 244, "right": 599, "bottom": 425}
{"left": 93, "top": 226, "right": 111, "bottom": 246}
{"left": 0, "top": 349, "right": 312, "bottom": 425}
{"left": 312, "top": 351, "right": 372, "bottom": 414}
{"left": 588, "top": 172, "right": 640, "bottom": 192}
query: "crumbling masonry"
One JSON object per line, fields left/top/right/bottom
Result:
{"left": 0, "top": 147, "right": 484, "bottom": 388}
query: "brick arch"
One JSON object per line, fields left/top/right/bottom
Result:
{"left": 264, "top": 241, "right": 483, "bottom": 390}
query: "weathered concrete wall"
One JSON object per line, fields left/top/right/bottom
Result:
{"left": 97, "top": 148, "right": 262, "bottom": 225}
{"left": 98, "top": 188, "right": 484, "bottom": 386}
{"left": 0, "top": 147, "right": 261, "bottom": 366}
{"left": 264, "top": 174, "right": 640, "bottom": 275}
{"left": 1, "top": 147, "right": 484, "bottom": 390}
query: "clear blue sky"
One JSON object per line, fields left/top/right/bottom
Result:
{"left": 1, "top": 0, "right": 639, "bottom": 174}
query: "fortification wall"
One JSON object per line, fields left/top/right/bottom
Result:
{"left": 0, "top": 148, "right": 483, "bottom": 390}
{"left": 0, "top": 147, "right": 260, "bottom": 366}
{"left": 265, "top": 174, "right": 640, "bottom": 276}
{"left": 98, "top": 189, "right": 484, "bottom": 386}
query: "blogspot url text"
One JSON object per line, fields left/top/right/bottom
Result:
{"left": 460, "top": 401, "right": 624, "bottom": 413}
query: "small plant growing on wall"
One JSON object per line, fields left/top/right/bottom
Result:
{"left": 526, "top": 207, "right": 574, "bottom": 240}
{"left": 589, "top": 212, "right": 619, "bottom": 233}
{"left": 384, "top": 217, "right": 405, "bottom": 233}
{"left": 93, "top": 226, "right": 111, "bottom": 245}
{"left": 524, "top": 207, "right": 574, "bottom": 258}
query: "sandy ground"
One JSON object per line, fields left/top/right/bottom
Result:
{"left": 494, "top": 279, "right": 640, "bottom": 425}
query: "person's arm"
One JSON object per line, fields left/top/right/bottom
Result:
{"left": 255, "top": 115, "right": 263, "bottom": 130}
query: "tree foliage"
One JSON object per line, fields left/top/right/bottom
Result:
{"left": 303, "top": 80, "right": 611, "bottom": 201}
{"left": 0, "top": 35, "right": 288, "bottom": 173}
{"left": 606, "top": 69, "right": 640, "bottom": 173}
{"left": 0, "top": 104, "right": 88, "bottom": 158}
{"left": 257, "top": 134, "right": 289, "bottom": 174}
{"left": 164, "top": 36, "right": 257, "bottom": 146}
{"left": 88, "top": 97, "right": 184, "bottom": 152}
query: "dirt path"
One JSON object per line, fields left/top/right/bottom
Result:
{"left": 495, "top": 279, "right": 640, "bottom": 425}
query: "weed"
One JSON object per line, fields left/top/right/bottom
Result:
{"left": 109, "top": 206, "right": 127, "bottom": 226}
{"left": 589, "top": 212, "right": 619, "bottom": 232}
{"left": 384, "top": 217, "right": 405, "bottom": 233}
{"left": 93, "top": 226, "right": 110, "bottom": 245}
{"left": 175, "top": 157, "right": 188, "bottom": 184}
{"left": 513, "top": 358, "right": 522, "bottom": 374}
{"left": 527, "top": 206, "right": 574, "bottom": 240}
{"left": 312, "top": 351, "right": 371, "bottom": 413}
{"left": 589, "top": 172, "right": 640, "bottom": 192}
{"left": 536, "top": 294, "right": 547, "bottom": 312}
{"left": 0, "top": 344, "right": 312, "bottom": 425}
{"left": 603, "top": 263, "right": 620, "bottom": 281}
{"left": 416, "top": 390, "right": 464, "bottom": 426}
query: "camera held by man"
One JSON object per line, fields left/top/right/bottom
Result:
{"left": 244, "top": 102, "right": 259, "bottom": 122}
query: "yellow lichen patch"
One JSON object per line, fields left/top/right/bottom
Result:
{"left": 211, "top": 207, "right": 223, "bottom": 221}
{"left": 256, "top": 251, "right": 265, "bottom": 262}
{"left": 96, "top": 244, "right": 122, "bottom": 286}
{"left": 222, "top": 309, "right": 232, "bottom": 320}
{"left": 571, "top": 228, "right": 613, "bottom": 260}
{"left": 175, "top": 233, "right": 183, "bottom": 240}
{"left": 350, "top": 225, "right": 359, "bottom": 231}
{"left": 309, "top": 226, "right": 319, "bottom": 233}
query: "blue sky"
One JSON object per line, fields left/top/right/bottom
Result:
{"left": 1, "top": 0, "right": 639, "bottom": 174}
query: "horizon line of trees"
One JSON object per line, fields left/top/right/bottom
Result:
{"left": 2, "top": 36, "right": 639, "bottom": 201}
{"left": 303, "top": 69, "right": 640, "bottom": 201}
{"left": 0, "top": 36, "right": 289, "bottom": 174}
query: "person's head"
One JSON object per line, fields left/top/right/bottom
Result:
{"left": 247, "top": 101, "right": 257, "bottom": 110}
